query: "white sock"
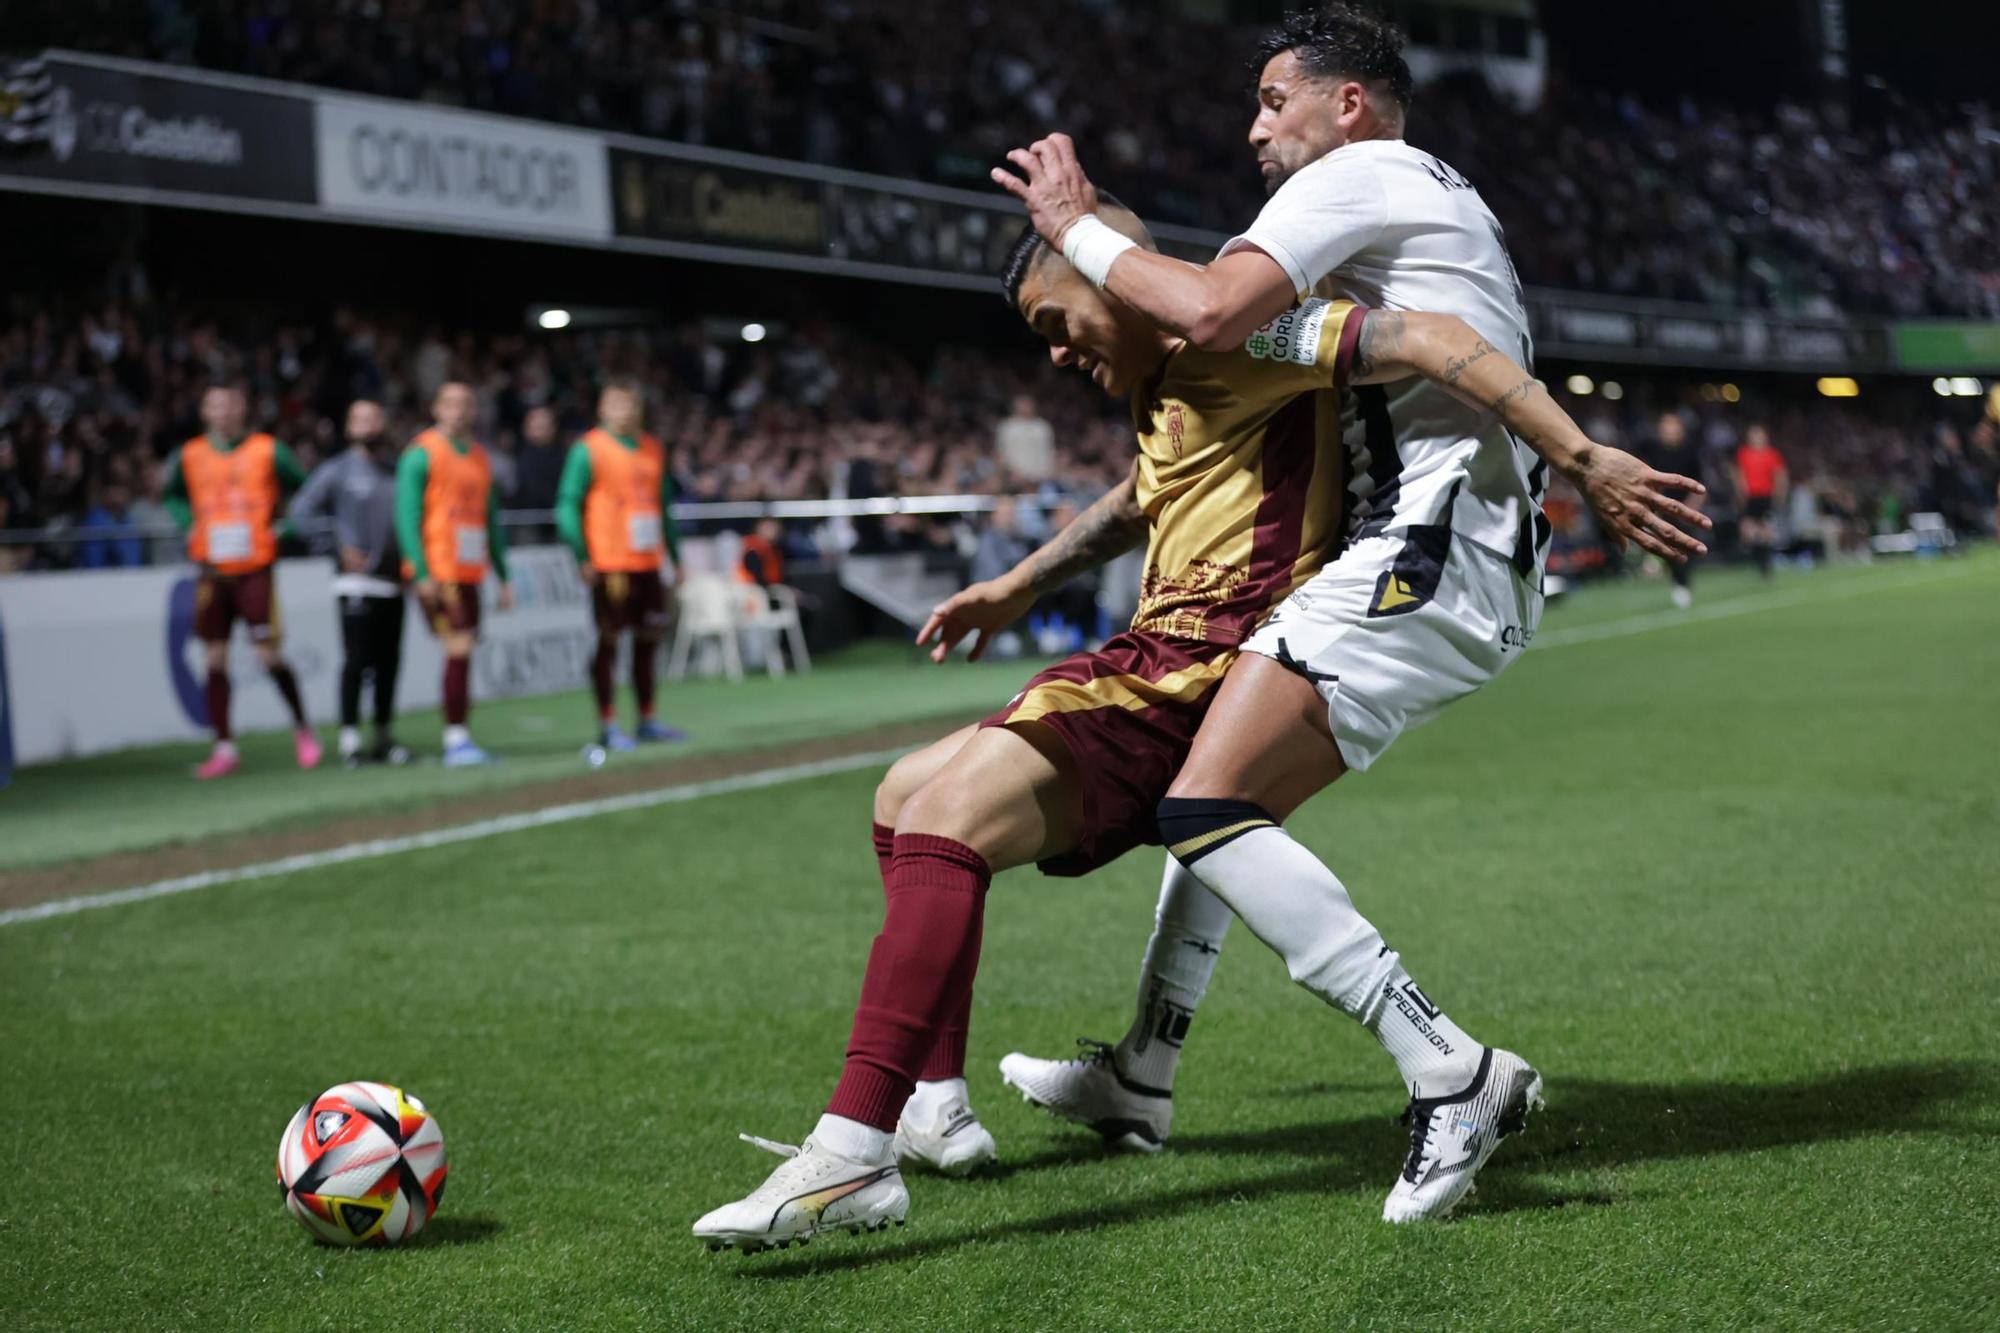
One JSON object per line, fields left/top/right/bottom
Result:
{"left": 907, "top": 1077, "right": 969, "bottom": 1123}
{"left": 338, "top": 726, "right": 363, "bottom": 757}
{"left": 812, "top": 1112, "right": 891, "bottom": 1164}
{"left": 1114, "top": 855, "right": 1230, "bottom": 1092}
{"left": 442, "top": 724, "right": 470, "bottom": 750}
{"left": 1170, "top": 819, "right": 1480, "bottom": 1090}
{"left": 212, "top": 739, "right": 238, "bottom": 759}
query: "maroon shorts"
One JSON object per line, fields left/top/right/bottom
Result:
{"left": 420, "top": 581, "right": 483, "bottom": 637}
{"left": 980, "top": 630, "right": 1237, "bottom": 876}
{"left": 592, "top": 568, "right": 668, "bottom": 637}
{"left": 195, "top": 567, "right": 281, "bottom": 645}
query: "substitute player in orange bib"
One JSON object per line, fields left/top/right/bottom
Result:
{"left": 163, "top": 383, "right": 321, "bottom": 779}
{"left": 692, "top": 201, "right": 1627, "bottom": 1251}
{"left": 555, "top": 377, "right": 687, "bottom": 751}
{"left": 394, "top": 381, "right": 513, "bottom": 767}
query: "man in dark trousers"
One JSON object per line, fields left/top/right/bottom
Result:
{"left": 291, "top": 399, "right": 409, "bottom": 766}
{"left": 1641, "top": 410, "right": 1705, "bottom": 607}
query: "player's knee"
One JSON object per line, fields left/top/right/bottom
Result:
{"left": 874, "top": 753, "right": 925, "bottom": 827}
{"left": 893, "top": 771, "right": 962, "bottom": 840}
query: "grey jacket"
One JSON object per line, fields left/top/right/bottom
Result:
{"left": 290, "top": 445, "right": 402, "bottom": 591}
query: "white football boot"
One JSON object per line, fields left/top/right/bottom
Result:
{"left": 998, "top": 1039, "right": 1172, "bottom": 1152}
{"left": 893, "top": 1089, "right": 998, "bottom": 1176}
{"left": 693, "top": 1133, "right": 908, "bottom": 1253}
{"left": 1382, "top": 1046, "right": 1544, "bottom": 1224}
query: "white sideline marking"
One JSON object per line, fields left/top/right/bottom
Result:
{"left": 0, "top": 747, "right": 912, "bottom": 929}
{"left": 4, "top": 559, "right": 1989, "bottom": 929}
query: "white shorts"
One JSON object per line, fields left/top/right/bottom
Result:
{"left": 1240, "top": 529, "right": 1543, "bottom": 772}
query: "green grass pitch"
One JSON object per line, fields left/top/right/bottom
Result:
{"left": 3, "top": 554, "right": 1997, "bottom": 1329}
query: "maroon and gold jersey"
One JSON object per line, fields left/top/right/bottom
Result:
{"left": 1129, "top": 298, "right": 1366, "bottom": 644}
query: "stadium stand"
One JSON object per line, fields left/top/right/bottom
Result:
{"left": 25, "top": 0, "right": 1999, "bottom": 316}
{"left": 3, "top": 287, "right": 1993, "bottom": 575}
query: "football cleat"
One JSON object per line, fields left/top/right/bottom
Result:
{"left": 372, "top": 740, "right": 413, "bottom": 767}
{"left": 600, "top": 724, "right": 638, "bottom": 753}
{"left": 194, "top": 745, "right": 240, "bottom": 780}
{"left": 442, "top": 740, "right": 495, "bottom": 768}
{"left": 999, "top": 1039, "right": 1172, "bottom": 1153}
{"left": 294, "top": 729, "right": 325, "bottom": 770}
{"left": 694, "top": 1133, "right": 907, "bottom": 1254}
{"left": 635, "top": 718, "right": 687, "bottom": 743}
{"left": 893, "top": 1095, "right": 997, "bottom": 1177}
{"left": 1382, "top": 1046, "right": 1543, "bottom": 1224}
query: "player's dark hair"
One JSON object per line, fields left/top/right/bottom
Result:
{"left": 1253, "top": 4, "right": 1413, "bottom": 109}
{"left": 999, "top": 190, "right": 1132, "bottom": 308}
{"left": 600, "top": 374, "right": 642, "bottom": 397}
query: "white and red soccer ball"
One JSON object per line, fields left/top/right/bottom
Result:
{"left": 276, "top": 1081, "right": 447, "bottom": 1246}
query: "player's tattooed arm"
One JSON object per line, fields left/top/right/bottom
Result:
{"left": 1020, "top": 472, "right": 1146, "bottom": 594}
{"left": 1355, "top": 310, "right": 1713, "bottom": 563}
{"left": 917, "top": 469, "right": 1144, "bottom": 663}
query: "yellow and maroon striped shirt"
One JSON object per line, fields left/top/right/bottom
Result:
{"left": 1128, "top": 298, "right": 1365, "bottom": 644}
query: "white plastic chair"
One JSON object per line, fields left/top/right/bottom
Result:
{"left": 737, "top": 583, "right": 812, "bottom": 678}
{"left": 667, "top": 574, "right": 744, "bottom": 682}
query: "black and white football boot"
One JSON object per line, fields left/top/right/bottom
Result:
{"left": 1383, "top": 1046, "right": 1543, "bottom": 1223}
{"left": 998, "top": 1039, "right": 1172, "bottom": 1153}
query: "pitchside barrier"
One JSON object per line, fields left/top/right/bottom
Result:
{"left": 0, "top": 546, "right": 589, "bottom": 765}
{"left": 0, "top": 495, "right": 1023, "bottom": 765}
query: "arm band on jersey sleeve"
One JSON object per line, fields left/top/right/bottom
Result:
{"left": 1061, "top": 215, "right": 1138, "bottom": 289}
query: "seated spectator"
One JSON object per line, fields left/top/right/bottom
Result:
{"left": 77, "top": 479, "right": 144, "bottom": 568}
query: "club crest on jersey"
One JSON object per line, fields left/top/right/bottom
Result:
{"left": 1243, "top": 300, "right": 1330, "bottom": 367}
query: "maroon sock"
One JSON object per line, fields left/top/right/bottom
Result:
{"left": 205, "top": 667, "right": 232, "bottom": 742}
{"left": 869, "top": 822, "right": 969, "bottom": 1080}
{"left": 591, "top": 637, "right": 617, "bottom": 721}
{"left": 871, "top": 822, "right": 895, "bottom": 885}
{"left": 268, "top": 661, "right": 307, "bottom": 727}
{"left": 632, "top": 637, "right": 658, "bottom": 718}
{"left": 827, "top": 834, "right": 990, "bottom": 1131}
{"left": 443, "top": 655, "right": 470, "bottom": 727}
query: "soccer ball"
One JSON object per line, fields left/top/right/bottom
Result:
{"left": 276, "top": 1081, "right": 447, "bottom": 1246}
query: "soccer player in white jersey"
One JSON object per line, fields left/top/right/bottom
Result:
{"left": 985, "top": 5, "right": 1709, "bottom": 1221}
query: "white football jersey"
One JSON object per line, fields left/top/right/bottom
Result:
{"left": 1220, "top": 138, "right": 1548, "bottom": 572}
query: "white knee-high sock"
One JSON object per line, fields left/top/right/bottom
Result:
{"left": 1113, "top": 855, "right": 1231, "bottom": 1091}
{"left": 1157, "top": 799, "right": 1480, "bottom": 1091}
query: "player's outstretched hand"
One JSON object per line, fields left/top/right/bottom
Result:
{"left": 1575, "top": 445, "right": 1711, "bottom": 562}
{"left": 917, "top": 578, "right": 1038, "bottom": 664}
{"left": 990, "top": 132, "right": 1100, "bottom": 249}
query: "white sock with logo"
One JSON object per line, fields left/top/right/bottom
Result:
{"left": 1114, "top": 856, "right": 1231, "bottom": 1092}
{"left": 905, "top": 1077, "right": 969, "bottom": 1126}
{"left": 1174, "top": 823, "right": 1479, "bottom": 1091}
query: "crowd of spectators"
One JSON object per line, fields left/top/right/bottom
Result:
{"left": 35, "top": 0, "right": 2000, "bottom": 317}
{"left": 1538, "top": 392, "right": 2000, "bottom": 580}
{"left": 4, "top": 287, "right": 1993, "bottom": 582}
{"left": 0, "top": 292, "right": 1131, "bottom": 573}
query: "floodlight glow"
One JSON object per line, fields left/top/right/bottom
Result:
{"left": 538, "top": 309, "right": 572, "bottom": 330}
{"left": 741, "top": 323, "right": 768, "bottom": 343}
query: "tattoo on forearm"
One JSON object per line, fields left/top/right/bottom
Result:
{"left": 1352, "top": 311, "right": 1406, "bottom": 381}
{"left": 1023, "top": 482, "right": 1145, "bottom": 591}
{"left": 1491, "top": 378, "right": 1537, "bottom": 412}
{"left": 1441, "top": 338, "right": 1495, "bottom": 386}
